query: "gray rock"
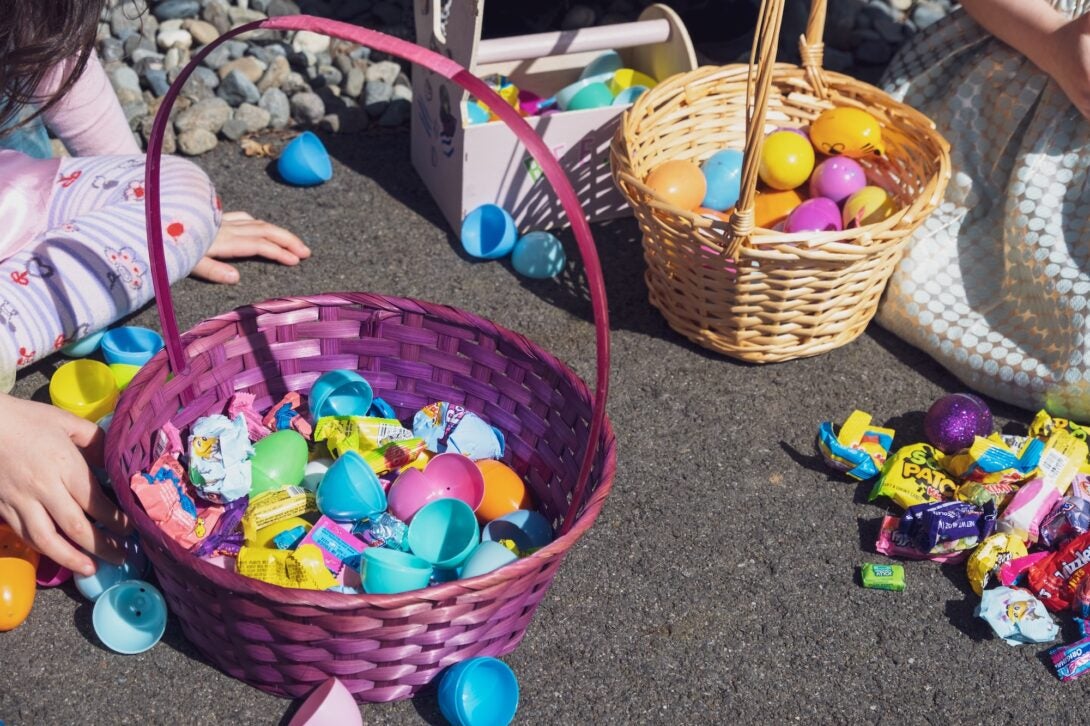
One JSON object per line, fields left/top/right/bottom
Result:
{"left": 202, "top": 45, "right": 231, "bottom": 70}
{"left": 332, "top": 53, "right": 354, "bottom": 78}
{"left": 153, "top": 0, "right": 200, "bottom": 21}
{"left": 268, "top": 0, "right": 300, "bottom": 16}
{"left": 247, "top": 45, "right": 273, "bottom": 65}
{"left": 363, "top": 79, "right": 392, "bottom": 115}
{"left": 145, "top": 68, "right": 171, "bottom": 96}
{"left": 259, "top": 87, "right": 290, "bottom": 128}
{"left": 131, "top": 48, "right": 165, "bottom": 66}
{"left": 180, "top": 75, "right": 216, "bottom": 101}
{"left": 378, "top": 98, "right": 409, "bottom": 127}
{"left": 365, "top": 60, "right": 400, "bottom": 87}
{"left": 218, "top": 70, "right": 261, "bottom": 105}
{"left": 201, "top": 0, "right": 231, "bottom": 34}
{"left": 292, "top": 30, "right": 330, "bottom": 55}
{"left": 853, "top": 38, "right": 895, "bottom": 66}
{"left": 108, "top": 65, "right": 142, "bottom": 95}
{"left": 99, "top": 37, "right": 126, "bottom": 64}
{"left": 110, "top": 4, "right": 143, "bottom": 37}
{"left": 97, "top": 21, "right": 113, "bottom": 43}
{"left": 124, "top": 33, "right": 157, "bottom": 59}
{"left": 234, "top": 102, "right": 271, "bottom": 132}
{"left": 227, "top": 6, "right": 267, "bottom": 24}
{"left": 139, "top": 13, "right": 160, "bottom": 41}
{"left": 192, "top": 65, "right": 220, "bottom": 90}
{"left": 349, "top": 46, "right": 370, "bottom": 61}
{"left": 912, "top": 0, "right": 947, "bottom": 29}
{"left": 163, "top": 47, "right": 187, "bottom": 72}
{"left": 175, "top": 96, "right": 231, "bottom": 133}
{"left": 133, "top": 55, "right": 164, "bottom": 78}
{"left": 891, "top": 0, "right": 913, "bottom": 8}
{"left": 220, "top": 117, "right": 249, "bottom": 141}
{"left": 218, "top": 56, "right": 266, "bottom": 82}
{"left": 158, "top": 18, "right": 184, "bottom": 33}
{"left": 250, "top": 0, "right": 273, "bottom": 12}
{"left": 178, "top": 128, "right": 218, "bottom": 155}
{"left": 280, "top": 71, "right": 310, "bottom": 95}
{"left": 290, "top": 91, "right": 325, "bottom": 125}
{"left": 343, "top": 67, "right": 365, "bottom": 98}
{"left": 140, "top": 115, "right": 176, "bottom": 154}
{"left": 317, "top": 65, "right": 343, "bottom": 87}
{"left": 257, "top": 55, "right": 290, "bottom": 93}
{"left": 183, "top": 19, "right": 220, "bottom": 45}
{"left": 224, "top": 40, "right": 250, "bottom": 59}
{"left": 158, "top": 28, "right": 193, "bottom": 50}
{"left": 561, "top": 4, "right": 596, "bottom": 30}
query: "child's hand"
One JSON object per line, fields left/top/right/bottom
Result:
{"left": 0, "top": 395, "right": 131, "bottom": 576}
{"left": 190, "top": 211, "right": 311, "bottom": 284}
{"left": 1045, "top": 14, "right": 1090, "bottom": 119}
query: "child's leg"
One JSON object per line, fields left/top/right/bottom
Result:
{"left": 0, "top": 154, "right": 220, "bottom": 370}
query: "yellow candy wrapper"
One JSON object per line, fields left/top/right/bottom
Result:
{"left": 236, "top": 543, "right": 338, "bottom": 590}
{"left": 944, "top": 434, "right": 1042, "bottom": 488}
{"left": 313, "top": 416, "right": 414, "bottom": 459}
{"left": 1028, "top": 410, "right": 1090, "bottom": 454}
{"left": 816, "top": 410, "right": 896, "bottom": 481}
{"left": 360, "top": 437, "right": 428, "bottom": 475}
{"left": 997, "top": 430, "right": 1088, "bottom": 543}
{"left": 869, "top": 443, "right": 957, "bottom": 509}
{"left": 241, "top": 486, "right": 315, "bottom": 541}
{"left": 966, "top": 533, "right": 1028, "bottom": 596}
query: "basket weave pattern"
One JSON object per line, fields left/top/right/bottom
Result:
{"left": 611, "top": 0, "right": 951, "bottom": 363}
{"left": 107, "top": 293, "right": 616, "bottom": 702}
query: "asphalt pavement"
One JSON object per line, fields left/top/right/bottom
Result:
{"left": 1, "top": 130, "right": 1086, "bottom": 725}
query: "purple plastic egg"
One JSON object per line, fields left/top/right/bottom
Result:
{"left": 923, "top": 393, "right": 993, "bottom": 454}
{"left": 784, "top": 197, "right": 843, "bottom": 233}
{"left": 809, "top": 157, "right": 867, "bottom": 203}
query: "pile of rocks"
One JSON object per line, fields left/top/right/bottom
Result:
{"left": 99, "top": 0, "right": 415, "bottom": 155}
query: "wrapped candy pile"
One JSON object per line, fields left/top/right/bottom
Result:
{"left": 818, "top": 395, "right": 1090, "bottom": 681}
{"left": 129, "top": 368, "right": 552, "bottom": 596}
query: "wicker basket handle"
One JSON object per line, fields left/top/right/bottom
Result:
{"left": 726, "top": 0, "right": 828, "bottom": 258}
{"left": 144, "top": 16, "right": 610, "bottom": 535}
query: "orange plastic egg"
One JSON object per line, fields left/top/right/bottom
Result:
{"left": 476, "top": 460, "right": 532, "bottom": 523}
{"left": 696, "top": 207, "right": 733, "bottom": 223}
{"left": 754, "top": 188, "right": 805, "bottom": 228}
{"left": 758, "top": 131, "right": 815, "bottom": 191}
{"left": 0, "top": 524, "right": 39, "bottom": 631}
{"left": 645, "top": 159, "right": 706, "bottom": 211}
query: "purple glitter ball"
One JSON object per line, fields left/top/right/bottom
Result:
{"left": 923, "top": 393, "right": 993, "bottom": 454}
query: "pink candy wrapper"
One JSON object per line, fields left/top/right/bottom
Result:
{"left": 298, "top": 515, "right": 366, "bottom": 574}
{"left": 227, "top": 391, "right": 272, "bottom": 442}
{"left": 875, "top": 516, "right": 969, "bottom": 564}
{"left": 131, "top": 453, "right": 224, "bottom": 550}
{"left": 998, "top": 551, "right": 1051, "bottom": 588}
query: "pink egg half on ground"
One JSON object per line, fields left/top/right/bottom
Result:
{"left": 784, "top": 197, "right": 843, "bottom": 233}
{"left": 809, "top": 156, "right": 867, "bottom": 203}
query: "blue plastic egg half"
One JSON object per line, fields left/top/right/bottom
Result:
{"left": 510, "top": 231, "right": 565, "bottom": 279}
{"left": 701, "top": 149, "right": 744, "bottom": 212}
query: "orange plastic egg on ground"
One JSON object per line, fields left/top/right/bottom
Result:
{"left": 758, "top": 131, "right": 815, "bottom": 190}
{"left": 0, "top": 524, "right": 39, "bottom": 631}
{"left": 843, "top": 185, "right": 897, "bottom": 227}
{"left": 754, "top": 188, "right": 805, "bottom": 228}
{"left": 645, "top": 159, "right": 706, "bottom": 210}
{"left": 475, "top": 460, "right": 532, "bottom": 523}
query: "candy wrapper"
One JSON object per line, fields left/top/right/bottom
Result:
{"left": 226, "top": 392, "right": 271, "bottom": 442}
{"left": 1074, "top": 574, "right": 1090, "bottom": 619}
{"left": 966, "top": 533, "right": 1028, "bottom": 596}
{"left": 353, "top": 512, "right": 410, "bottom": 551}
{"left": 188, "top": 414, "right": 254, "bottom": 504}
{"left": 997, "top": 430, "right": 1087, "bottom": 543}
{"left": 152, "top": 421, "right": 184, "bottom": 459}
{"left": 1028, "top": 410, "right": 1090, "bottom": 449}
{"left": 240, "top": 486, "right": 314, "bottom": 542}
{"left": 816, "top": 410, "right": 895, "bottom": 481}
{"left": 874, "top": 516, "right": 969, "bottom": 563}
{"left": 869, "top": 443, "right": 957, "bottom": 510}
{"left": 944, "top": 434, "right": 1042, "bottom": 493}
{"left": 1040, "top": 497, "right": 1090, "bottom": 550}
{"left": 413, "top": 402, "right": 504, "bottom": 460}
{"left": 262, "top": 392, "right": 312, "bottom": 438}
{"left": 1049, "top": 636, "right": 1090, "bottom": 681}
{"left": 998, "top": 551, "right": 1050, "bottom": 588}
{"left": 193, "top": 496, "right": 248, "bottom": 558}
{"left": 313, "top": 416, "right": 414, "bottom": 459}
{"left": 1027, "top": 530, "right": 1090, "bottom": 611}
{"left": 1071, "top": 465, "right": 1090, "bottom": 502}
{"left": 898, "top": 500, "right": 996, "bottom": 554}
{"left": 860, "top": 563, "right": 905, "bottom": 591}
{"left": 131, "top": 453, "right": 224, "bottom": 550}
{"left": 236, "top": 543, "right": 338, "bottom": 590}
{"left": 976, "top": 586, "right": 1059, "bottom": 645}
{"left": 298, "top": 516, "right": 367, "bottom": 574}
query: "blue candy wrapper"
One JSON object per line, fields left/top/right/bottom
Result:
{"left": 899, "top": 500, "right": 997, "bottom": 553}
{"left": 1050, "top": 636, "right": 1090, "bottom": 681}
{"left": 188, "top": 414, "right": 254, "bottom": 503}
{"left": 352, "top": 512, "right": 410, "bottom": 552}
{"left": 976, "top": 586, "right": 1059, "bottom": 645}
{"left": 816, "top": 410, "right": 895, "bottom": 481}
{"left": 413, "top": 401, "right": 504, "bottom": 460}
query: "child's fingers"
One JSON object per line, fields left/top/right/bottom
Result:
{"left": 191, "top": 256, "right": 240, "bottom": 284}
{"left": 19, "top": 501, "right": 96, "bottom": 576}
{"left": 67, "top": 463, "right": 131, "bottom": 538}
{"left": 58, "top": 408, "right": 105, "bottom": 465}
{"left": 220, "top": 236, "right": 303, "bottom": 266}
{"left": 224, "top": 219, "right": 311, "bottom": 258}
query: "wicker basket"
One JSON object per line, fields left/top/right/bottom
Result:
{"left": 610, "top": 0, "right": 951, "bottom": 363}
{"left": 105, "top": 16, "right": 616, "bottom": 704}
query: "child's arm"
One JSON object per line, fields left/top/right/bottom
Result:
{"left": 961, "top": 0, "right": 1090, "bottom": 118}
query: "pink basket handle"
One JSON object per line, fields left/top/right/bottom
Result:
{"left": 145, "top": 16, "right": 610, "bottom": 535}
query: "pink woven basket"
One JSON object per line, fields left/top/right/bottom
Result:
{"left": 105, "top": 16, "right": 616, "bottom": 703}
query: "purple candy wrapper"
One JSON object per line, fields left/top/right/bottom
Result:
{"left": 1041, "top": 497, "right": 1090, "bottom": 550}
{"left": 899, "top": 500, "right": 996, "bottom": 553}
{"left": 193, "top": 496, "right": 249, "bottom": 558}
{"left": 1050, "top": 636, "right": 1090, "bottom": 681}
{"left": 1074, "top": 575, "right": 1090, "bottom": 619}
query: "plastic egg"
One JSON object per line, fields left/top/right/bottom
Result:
{"left": 843, "top": 185, "right": 897, "bottom": 227}
{"left": 438, "top": 657, "right": 520, "bottom": 726}
{"left": 809, "top": 107, "right": 885, "bottom": 158}
{"left": 758, "top": 131, "right": 815, "bottom": 191}
{"left": 0, "top": 524, "right": 38, "bottom": 631}
{"left": 809, "top": 156, "right": 867, "bottom": 203}
{"left": 753, "top": 188, "right": 805, "bottom": 228}
{"left": 700, "top": 149, "right": 744, "bottom": 211}
{"left": 92, "top": 580, "right": 167, "bottom": 654}
{"left": 475, "top": 460, "right": 532, "bottom": 523}
{"left": 645, "top": 159, "right": 706, "bottom": 210}
{"left": 288, "top": 678, "right": 363, "bottom": 726}
{"left": 277, "top": 131, "right": 333, "bottom": 187}
{"left": 784, "top": 197, "right": 843, "bottom": 234}
{"left": 250, "top": 429, "right": 310, "bottom": 496}
{"left": 461, "top": 204, "right": 518, "bottom": 259}
{"left": 511, "top": 231, "right": 566, "bottom": 279}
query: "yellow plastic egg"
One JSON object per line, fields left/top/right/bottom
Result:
{"left": 645, "top": 159, "right": 707, "bottom": 210}
{"left": 810, "top": 107, "right": 885, "bottom": 158}
{"left": 758, "top": 131, "right": 816, "bottom": 191}
{"left": 842, "top": 185, "right": 897, "bottom": 227}
{"left": 754, "top": 188, "right": 805, "bottom": 228}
